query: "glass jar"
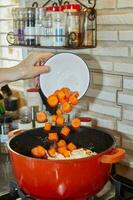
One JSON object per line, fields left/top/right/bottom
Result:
{"left": 35, "top": 7, "right": 45, "bottom": 46}
{"left": 24, "top": 8, "right": 36, "bottom": 45}
{"left": 64, "top": 4, "right": 81, "bottom": 47}
{"left": 12, "top": 8, "right": 25, "bottom": 45}
{"left": 40, "top": 11, "right": 53, "bottom": 46}
{"left": 83, "top": 10, "right": 94, "bottom": 46}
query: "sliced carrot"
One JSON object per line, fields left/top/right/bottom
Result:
{"left": 31, "top": 145, "right": 47, "bottom": 158}
{"left": 62, "top": 102, "right": 72, "bottom": 113}
{"left": 61, "top": 126, "right": 70, "bottom": 137}
{"left": 62, "top": 149, "right": 71, "bottom": 157}
{"left": 48, "top": 147, "right": 56, "bottom": 157}
{"left": 67, "top": 142, "right": 77, "bottom": 151}
{"left": 69, "top": 95, "right": 78, "bottom": 105}
{"left": 48, "top": 132, "right": 58, "bottom": 141}
{"left": 70, "top": 91, "right": 79, "bottom": 98}
{"left": 61, "top": 87, "right": 71, "bottom": 98}
{"left": 59, "top": 97, "right": 68, "bottom": 105}
{"left": 57, "top": 90, "right": 66, "bottom": 101}
{"left": 51, "top": 114, "right": 58, "bottom": 123}
{"left": 44, "top": 122, "right": 51, "bottom": 131}
{"left": 71, "top": 118, "right": 81, "bottom": 128}
{"left": 47, "top": 95, "right": 58, "bottom": 107}
{"left": 53, "top": 89, "right": 60, "bottom": 97}
{"left": 56, "top": 115, "right": 65, "bottom": 126}
{"left": 57, "top": 139, "right": 67, "bottom": 148}
{"left": 57, "top": 146, "right": 67, "bottom": 154}
{"left": 56, "top": 108, "right": 63, "bottom": 116}
{"left": 36, "top": 112, "right": 47, "bottom": 123}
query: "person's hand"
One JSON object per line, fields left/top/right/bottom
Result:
{"left": 13, "top": 51, "right": 53, "bottom": 80}
{"left": 8, "top": 129, "right": 24, "bottom": 139}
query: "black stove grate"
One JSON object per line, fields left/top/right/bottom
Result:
{"left": 112, "top": 174, "right": 133, "bottom": 200}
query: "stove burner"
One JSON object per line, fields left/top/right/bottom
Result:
{"left": 9, "top": 181, "right": 35, "bottom": 200}
{"left": 112, "top": 174, "right": 133, "bottom": 200}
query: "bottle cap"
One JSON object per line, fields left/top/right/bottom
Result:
{"left": 64, "top": 4, "right": 81, "bottom": 11}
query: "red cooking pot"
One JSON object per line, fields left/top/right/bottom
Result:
{"left": 8, "top": 126, "right": 125, "bottom": 200}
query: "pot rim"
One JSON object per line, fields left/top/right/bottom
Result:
{"left": 7, "top": 127, "right": 116, "bottom": 163}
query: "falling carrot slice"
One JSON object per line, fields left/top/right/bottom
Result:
{"left": 62, "top": 102, "right": 72, "bottom": 113}
{"left": 57, "top": 139, "right": 67, "bottom": 148}
{"left": 56, "top": 108, "right": 63, "bottom": 116}
{"left": 48, "top": 132, "right": 58, "bottom": 141}
{"left": 56, "top": 115, "right": 65, "bottom": 126}
{"left": 47, "top": 95, "right": 58, "bottom": 107}
{"left": 71, "top": 118, "right": 81, "bottom": 128}
{"left": 51, "top": 114, "right": 58, "bottom": 123}
{"left": 61, "top": 126, "right": 70, "bottom": 137}
{"left": 36, "top": 112, "right": 47, "bottom": 123}
{"left": 44, "top": 122, "right": 52, "bottom": 131}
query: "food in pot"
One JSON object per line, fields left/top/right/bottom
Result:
{"left": 31, "top": 87, "right": 97, "bottom": 160}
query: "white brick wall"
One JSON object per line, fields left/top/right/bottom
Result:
{"left": 91, "top": 47, "right": 128, "bottom": 57}
{"left": 98, "top": 13, "right": 133, "bottom": 25}
{"left": 123, "top": 77, "right": 133, "bottom": 90}
{"left": 117, "top": 121, "right": 133, "bottom": 137}
{"left": 119, "top": 31, "right": 133, "bottom": 41}
{"left": 98, "top": 31, "right": 118, "bottom": 41}
{"left": 123, "top": 106, "right": 133, "bottom": 121}
{"left": 118, "top": 91, "right": 133, "bottom": 106}
{"left": 86, "top": 87, "right": 117, "bottom": 102}
{"left": 96, "top": 0, "right": 116, "bottom": 9}
{"left": 86, "top": 60, "right": 113, "bottom": 72}
{"left": 92, "top": 72, "right": 122, "bottom": 88}
{"left": 89, "top": 100, "right": 121, "bottom": 118}
{"left": 117, "top": 0, "right": 133, "bottom": 8}
{"left": 114, "top": 63, "right": 133, "bottom": 75}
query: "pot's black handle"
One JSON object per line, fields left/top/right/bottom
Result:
{"left": 39, "top": 88, "right": 57, "bottom": 115}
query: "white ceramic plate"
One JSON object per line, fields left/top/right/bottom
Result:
{"left": 40, "top": 53, "right": 90, "bottom": 99}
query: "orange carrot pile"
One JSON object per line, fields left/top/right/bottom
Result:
{"left": 31, "top": 87, "right": 81, "bottom": 159}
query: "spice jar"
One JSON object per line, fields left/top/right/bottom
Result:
{"left": 24, "top": 8, "right": 36, "bottom": 45}
{"left": 64, "top": 4, "right": 81, "bottom": 47}
{"left": 35, "top": 7, "right": 45, "bottom": 46}
{"left": 12, "top": 8, "right": 25, "bottom": 45}
{"left": 43, "top": 5, "right": 66, "bottom": 47}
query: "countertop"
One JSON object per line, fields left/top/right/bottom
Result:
{"left": 0, "top": 153, "right": 133, "bottom": 196}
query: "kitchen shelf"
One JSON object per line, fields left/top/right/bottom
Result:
{"left": 7, "top": 0, "right": 97, "bottom": 50}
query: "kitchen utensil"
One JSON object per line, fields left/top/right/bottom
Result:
{"left": 39, "top": 52, "right": 90, "bottom": 99}
{"left": 8, "top": 126, "right": 125, "bottom": 200}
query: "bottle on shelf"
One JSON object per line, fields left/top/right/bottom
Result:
{"left": 24, "top": 8, "right": 36, "bottom": 46}
{"left": 64, "top": 4, "right": 81, "bottom": 47}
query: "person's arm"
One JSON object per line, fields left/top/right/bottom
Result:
{"left": 0, "top": 51, "right": 53, "bottom": 85}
